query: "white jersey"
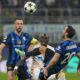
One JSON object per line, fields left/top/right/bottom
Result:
{"left": 31, "top": 44, "right": 56, "bottom": 80}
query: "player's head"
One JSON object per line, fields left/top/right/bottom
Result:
{"left": 14, "top": 17, "right": 24, "bottom": 33}
{"left": 39, "top": 33, "right": 49, "bottom": 46}
{"left": 63, "top": 25, "right": 75, "bottom": 39}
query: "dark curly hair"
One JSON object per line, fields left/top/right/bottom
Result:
{"left": 66, "top": 25, "right": 76, "bottom": 38}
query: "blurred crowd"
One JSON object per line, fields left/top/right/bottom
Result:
{"left": 0, "top": 0, "right": 80, "bottom": 8}
{"left": 0, "top": 0, "right": 80, "bottom": 23}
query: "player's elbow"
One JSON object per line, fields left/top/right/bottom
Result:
{"left": 51, "top": 59, "right": 58, "bottom": 66}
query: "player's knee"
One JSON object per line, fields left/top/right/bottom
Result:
{"left": 32, "top": 68, "right": 40, "bottom": 80}
{"left": 8, "top": 76, "right": 14, "bottom": 80}
{"left": 57, "top": 72, "right": 66, "bottom": 80}
{"left": 8, "top": 71, "right": 14, "bottom": 80}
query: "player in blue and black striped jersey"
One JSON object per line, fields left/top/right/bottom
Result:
{"left": 42, "top": 25, "right": 80, "bottom": 80}
{"left": 15, "top": 25, "right": 80, "bottom": 80}
{"left": 0, "top": 18, "right": 38, "bottom": 80}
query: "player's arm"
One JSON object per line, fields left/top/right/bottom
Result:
{"left": 0, "top": 35, "right": 6, "bottom": 54}
{"left": 0, "top": 43, "right": 6, "bottom": 52}
{"left": 30, "top": 38, "right": 38, "bottom": 45}
{"left": 25, "top": 33, "right": 38, "bottom": 45}
{"left": 45, "top": 52, "right": 60, "bottom": 70}
{"left": 25, "top": 48, "right": 41, "bottom": 57}
{"left": 0, "top": 43, "right": 6, "bottom": 60}
{"left": 43, "top": 45, "right": 62, "bottom": 77}
{"left": 15, "top": 48, "right": 41, "bottom": 58}
{"left": 46, "top": 45, "right": 62, "bottom": 70}
{"left": 43, "top": 52, "right": 61, "bottom": 78}
{"left": 28, "top": 38, "right": 39, "bottom": 51}
{"left": 0, "top": 34, "right": 11, "bottom": 60}
{"left": 25, "top": 33, "right": 39, "bottom": 51}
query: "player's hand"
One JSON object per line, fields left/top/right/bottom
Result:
{"left": 15, "top": 48, "right": 25, "bottom": 56}
{"left": 0, "top": 47, "right": 2, "bottom": 61}
{"left": 43, "top": 67, "right": 48, "bottom": 79}
{"left": 0, "top": 55, "right": 2, "bottom": 61}
{"left": 13, "top": 66, "right": 18, "bottom": 75}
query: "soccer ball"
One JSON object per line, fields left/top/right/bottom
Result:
{"left": 24, "top": 1, "right": 37, "bottom": 14}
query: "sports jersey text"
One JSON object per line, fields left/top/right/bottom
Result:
{"left": 66, "top": 44, "right": 77, "bottom": 50}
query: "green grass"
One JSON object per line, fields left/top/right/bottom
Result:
{"left": 0, "top": 72, "right": 80, "bottom": 80}
{"left": 0, "top": 73, "right": 17, "bottom": 80}
{"left": 66, "top": 73, "right": 80, "bottom": 80}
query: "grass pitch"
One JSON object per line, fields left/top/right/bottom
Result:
{"left": 0, "top": 72, "right": 80, "bottom": 80}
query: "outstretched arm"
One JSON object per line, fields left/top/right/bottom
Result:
{"left": 25, "top": 48, "right": 41, "bottom": 57}
{"left": 15, "top": 48, "right": 41, "bottom": 58}
{"left": 43, "top": 52, "right": 60, "bottom": 77}
{"left": 45, "top": 52, "right": 60, "bottom": 70}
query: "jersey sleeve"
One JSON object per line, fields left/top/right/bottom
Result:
{"left": 30, "top": 38, "right": 38, "bottom": 44}
{"left": 25, "top": 33, "right": 33, "bottom": 44}
{"left": 25, "top": 48, "right": 41, "bottom": 57}
{"left": 2, "top": 34, "right": 11, "bottom": 46}
{"left": 25, "top": 33, "right": 38, "bottom": 45}
{"left": 55, "top": 44, "right": 63, "bottom": 55}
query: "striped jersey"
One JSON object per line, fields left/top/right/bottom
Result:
{"left": 52, "top": 40, "right": 79, "bottom": 73}
{"left": 2, "top": 32, "right": 32, "bottom": 65}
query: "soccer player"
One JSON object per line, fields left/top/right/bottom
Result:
{"left": 15, "top": 33, "right": 66, "bottom": 80}
{"left": 42, "top": 25, "right": 80, "bottom": 80}
{"left": 30, "top": 42, "right": 54, "bottom": 80}
{"left": 0, "top": 17, "right": 38, "bottom": 80}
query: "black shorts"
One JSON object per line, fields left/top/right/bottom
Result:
{"left": 7, "top": 64, "right": 15, "bottom": 71}
{"left": 7, "top": 63, "right": 31, "bottom": 80}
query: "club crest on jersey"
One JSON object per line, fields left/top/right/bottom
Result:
{"left": 23, "top": 37, "right": 26, "bottom": 41}
{"left": 18, "top": 39, "right": 21, "bottom": 44}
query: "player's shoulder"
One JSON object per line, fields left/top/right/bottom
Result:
{"left": 47, "top": 45, "right": 55, "bottom": 52}
{"left": 4, "top": 32, "right": 13, "bottom": 38}
{"left": 61, "top": 40, "right": 75, "bottom": 47}
{"left": 23, "top": 32, "right": 31, "bottom": 37}
{"left": 33, "top": 43, "right": 40, "bottom": 49}
{"left": 7, "top": 32, "right": 15, "bottom": 37}
{"left": 23, "top": 32, "right": 30, "bottom": 36}
{"left": 2, "top": 32, "right": 14, "bottom": 42}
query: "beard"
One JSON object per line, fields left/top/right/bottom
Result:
{"left": 16, "top": 28, "right": 22, "bottom": 33}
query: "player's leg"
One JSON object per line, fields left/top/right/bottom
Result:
{"left": 17, "top": 62, "right": 31, "bottom": 80}
{"left": 56, "top": 71, "right": 66, "bottom": 80}
{"left": 7, "top": 71, "right": 15, "bottom": 80}
{"left": 31, "top": 68, "right": 41, "bottom": 80}
{"left": 7, "top": 65, "right": 15, "bottom": 80}
{"left": 38, "top": 68, "right": 50, "bottom": 80}
{"left": 47, "top": 74, "right": 56, "bottom": 80}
